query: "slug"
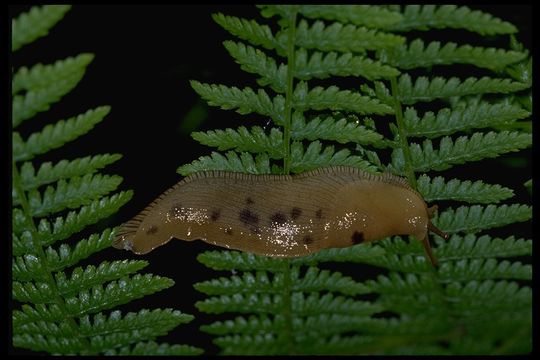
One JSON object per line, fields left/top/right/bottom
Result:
{"left": 113, "top": 166, "right": 448, "bottom": 266}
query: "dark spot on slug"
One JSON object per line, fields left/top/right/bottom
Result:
{"left": 246, "top": 197, "right": 254, "bottom": 205}
{"left": 169, "top": 203, "right": 182, "bottom": 217}
{"left": 225, "top": 228, "right": 233, "bottom": 235}
{"left": 291, "top": 207, "right": 302, "bottom": 220}
{"left": 315, "top": 209, "right": 323, "bottom": 219}
{"left": 351, "top": 231, "right": 364, "bottom": 244}
{"left": 210, "top": 209, "right": 221, "bottom": 222}
{"left": 303, "top": 235, "right": 314, "bottom": 245}
{"left": 146, "top": 225, "right": 158, "bottom": 235}
{"left": 239, "top": 208, "right": 259, "bottom": 226}
{"left": 270, "top": 212, "right": 287, "bottom": 225}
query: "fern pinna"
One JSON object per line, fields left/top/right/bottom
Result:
{"left": 11, "top": 5, "right": 202, "bottom": 355}
{"left": 179, "top": 5, "right": 531, "bottom": 355}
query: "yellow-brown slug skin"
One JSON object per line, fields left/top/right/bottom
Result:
{"left": 114, "top": 166, "right": 444, "bottom": 262}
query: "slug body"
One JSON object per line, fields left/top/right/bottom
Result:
{"left": 114, "top": 166, "right": 446, "bottom": 265}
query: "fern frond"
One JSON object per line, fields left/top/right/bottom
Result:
{"left": 403, "top": 102, "right": 530, "bottom": 139}
{"left": 435, "top": 234, "right": 531, "bottom": 260}
{"left": 13, "top": 229, "right": 115, "bottom": 281}
{"left": 212, "top": 13, "right": 279, "bottom": 52}
{"left": 12, "top": 54, "right": 95, "bottom": 127}
{"left": 19, "top": 154, "right": 122, "bottom": 191}
{"left": 194, "top": 271, "right": 280, "bottom": 296}
{"left": 62, "top": 274, "right": 174, "bottom": 317}
{"left": 201, "top": 314, "right": 281, "bottom": 335}
{"left": 390, "top": 131, "right": 532, "bottom": 173}
{"left": 13, "top": 260, "right": 148, "bottom": 303}
{"left": 23, "top": 174, "right": 122, "bottom": 217}
{"left": 198, "top": 251, "right": 286, "bottom": 272}
{"left": 290, "top": 243, "right": 385, "bottom": 265}
{"left": 196, "top": 293, "right": 282, "bottom": 314}
{"left": 30, "top": 192, "right": 132, "bottom": 250}
{"left": 280, "top": 19, "right": 405, "bottom": 53}
{"left": 386, "top": 39, "right": 526, "bottom": 71}
{"left": 434, "top": 204, "right": 532, "bottom": 234}
{"left": 13, "top": 106, "right": 110, "bottom": 161}
{"left": 296, "top": 5, "right": 403, "bottom": 28}
{"left": 294, "top": 81, "right": 393, "bottom": 115}
{"left": 417, "top": 175, "right": 514, "bottom": 203}
{"left": 192, "top": 126, "right": 284, "bottom": 159}
{"left": 177, "top": 151, "right": 271, "bottom": 176}
{"left": 445, "top": 280, "right": 531, "bottom": 311}
{"left": 107, "top": 341, "right": 203, "bottom": 355}
{"left": 12, "top": 53, "right": 94, "bottom": 95}
{"left": 291, "top": 113, "right": 384, "bottom": 146}
{"left": 291, "top": 267, "right": 370, "bottom": 295}
{"left": 395, "top": 75, "right": 529, "bottom": 105}
{"left": 296, "top": 49, "right": 399, "bottom": 81}
{"left": 289, "top": 141, "right": 376, "bottom": 173}
{"left": 223, "top": 41, "right": 286, "bottom": 93}
{"left": 387, "top": 5, "right": 517, "bottom": 35}
{"left": 11, "top": 5, "right": 71, "bottom": 51}
{"left": 55, "top": 260, "right": 149, "bottom": 297}
{"left": 212, "top": 333, "right": 284, "bottom": 355}
{"left": 438, "top": 260, "right": 531, "bottom": 281}
{"left": 190, "top": 81, "right": 285, "bottom": 124}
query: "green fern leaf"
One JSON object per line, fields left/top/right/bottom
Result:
{"left": 444, "top": 280, "right": 531, "bottom": 310}
{"left": 417, "top": 175, "right": 514, "bottom": 203}
{"left": 63, "top": 274, "right": 174, "bottom": 317}
{"left": 190, "top": 81, "right": 285, "bottom": 124}
{"left": 435, "top": 234, "right": 531, "bottom": 260}
{"left": 196, "top": 293, "right": 282, "bottom": 314}
{"left": 177, "top": 151, "right": 271, "bottom": 176}
{"left": 395, "top": 75, "right": 529, "bottom": 105}
{"left": 291, "top": 113, "right": 384, "bottom": 146}
{"left": 294, "top": 81, "right": 393, "bottom": 115}
{"left": 296, "top": 5, "right": 403, "bottom": 28}
{"left": 390, "top": 131, "right": 532, "bottom": 173}
{"left": 386, "top": 39, "right": 526, "bottom": 71}
{"left": 197, "top": 250, "right": 286, "bottom": 272}
{"left": 387, "top": 5, "right": 517, "bottom": 35}
{"left": 212, "top": 13, "right": 279, "bottom": 52}
{"left": 13, "top": 106, "right": 110, "bottom": 161}
{"left": 19, "top": 154, "right": 122, "bottom": 191}
{"left": 223, "top": 41, "right": 286, "bottom": 93}
{"left": 201, "top": 314, "right": 281, "bottom": 335}
{"left": 12, "top": 54, "right": 95, "bottom": 127}
{"left": 289, "top": 140, "right": 376, "bottom": 173}
{"left": 55, "top": 260, "right": 149, "bottom": 297}
{"left": 434, "top": 204, "right": 532, "bottom": 234}
{"left": 13, "top": 260, "right": 147, "bottom": 302}
{"left": 12, "top": 53, "right": 94, "bottom": 95}
{"left": 296, "top": 48, "right": 400, "bottom": 81}
{"left": 33, "top": 192, "right": 132, "bottom": 249}
{"left": 11, "top": 5, "right": 72, "bottom": 51}
{"left": 22, "top": 174, "right": 122, "bottom": 217}
{"left": 438, "top": 259, "right": 531, "bottom": 281}
{"left": 279, "top": 19, "right": 405, "bottom": 53}
{"left": 403, "top": 102, "right": 530, "bottom": 139}
{"left": 192, "top": 126, "right": 284, "bottom": 159}
{"left": 107, "top": 341, "right": 203, "bottom": 355}
{"left": 195, "top": 271, "right": 281, "bottom": 295}
{"left": 213, "top": 334, "right": 284, "bottom": 355}
{"left": 291, "top": 267, "right": 370, "bottom": 295}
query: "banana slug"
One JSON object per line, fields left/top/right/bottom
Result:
{"left": 113, "top": 166, "right": 448, "bottom": 266}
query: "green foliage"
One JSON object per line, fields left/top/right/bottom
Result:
{"left": 182, "top": 4, "right": 531, "bottom": 355}
{"left": 11, "top": 6, "right": 201, "bottom": 355}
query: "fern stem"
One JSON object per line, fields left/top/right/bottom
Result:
{"left": 12, "top": 162, "right": 92, "bottom": 352}
{"left": 280, "top": 9, "right": 298, "bottom": 354}
{"left": 282, "top": 10, "right": 297, "bottom": 175}
{"left": 389, "top": 76, "right": 417, "bottom": 189}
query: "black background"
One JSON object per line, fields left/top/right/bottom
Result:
{"left": 9, "top": 5, "right": 532, "bottom": 355}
